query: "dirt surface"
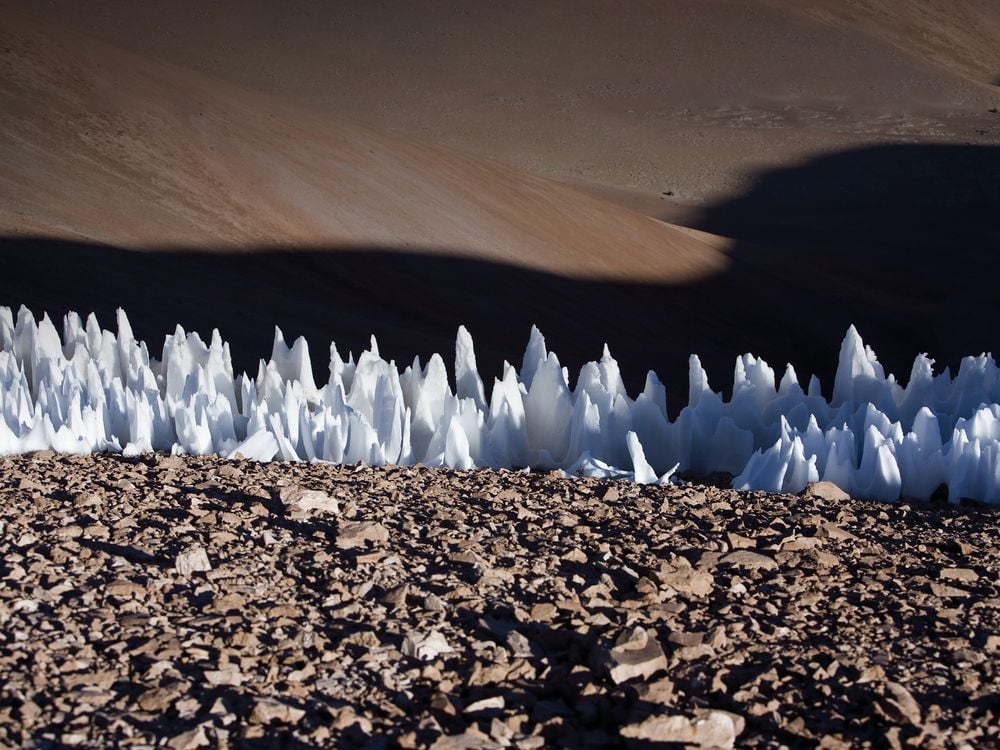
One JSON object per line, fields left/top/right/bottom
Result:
{"left": 8, "top": 0, "right": 1000, "bottom": 210}
{"left": 1, "top": 453, "right": 997, "bottom": 748}
{"left": 0, "top": 10, "right": 724, "bottom": 282}
{"left": 3, "top": 6, "right": 1000, "bottom": 392}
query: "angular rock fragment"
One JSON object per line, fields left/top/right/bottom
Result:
{"left": 402, "top": 631, "right": 454, "bottom": 661}
{"left": 879, "top": 682, "right": 922, "bottom": 726}
{"left": 658, "top": 559, "right": 714, "bottom": 598}
{"left": 167, "top": 725, "right": 209, "bottom": 750}
{"left": 337, "top": 521, "right": 390, "bottom": 549}
{"left": 930, "top": 582, "right": 970, "bottom": 598}
{"left": 596, "top": 626, "right": 667, "bottom": 684}
{"left": 939, "top": 567, "right": 978, "bottom": 582}
{"left": 719, "top": 550, "right": 777, "bottom": 571}
{"left": 804, "top": 481, "right": 851, "bottom": 502}
{"left": 204, "top": 666, "right": 244, "bottom": 686}
{"left": 175, "top": 546, "right": 212, "bottom": 576}
{"left": 464, "top": 696, "right": 505, "bottom": 715}
{"left": 619, "top": 710, "right": 742, "bottom": 748}
{"left": 249, "top": 698, "right": 306, "bottom": 725}
{"left": 138, "top": 682, "right": 188, "bottom": 712}
{"left": 278, "top": 486, "right": 340, "bottom": 518}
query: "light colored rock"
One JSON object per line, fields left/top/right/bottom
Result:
{"left": 138, "top": 682, "right": 187, "bottom": 712}
{"left": 249, "top": 698, "right": 305, "bottom": 725}
{"left": 940, "top": 567, "right": 978, "bottom": 582}
{"left": 174, "top": 546, "right": 212, "bottom": 576}
{"left": 930, "top": 582, "right": 970, "bottom": 598}
{"left": 167, "top": 725, "right": 209, "bottom": 750}
{"left": 337, "top": 521, "right": 389, "bottom": 549}
{"left": 881, "top": 682, "right": 922, "bottom": 726}
{"left": 719, "top": 550, "right": 777, "bottom": 571}
{"left": 804, "top": 481, "right": 851, "bottom": 502}
{"left": 402, "top": 630, "right": 454, "bottom": 661}
{"left": 429, "top": 730, "right": 503, "bottom": 750}
{"left": 464, "top": 696, "right": 505, "bottom": 714}
{"left": 619, "top": 710, "right": 741, "bottom": 748}
{"left": 658, "top": 559, "right": 714, "bottom": 598}
{"left": 204, "top": 666, "right": 244, "bottom": 686}
{"left": 598, "top": 626, "right": 668, "bottom": 685}
{"left": 278, "top": 486, "right": 339, "bottom": 518}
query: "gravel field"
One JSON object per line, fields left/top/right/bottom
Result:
{"left": 0, "top": 453, "right": 997, "bottom": 749}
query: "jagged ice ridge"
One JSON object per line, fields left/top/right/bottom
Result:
{"left": 2, "top": 306, "right": 1000, "bottom": 504}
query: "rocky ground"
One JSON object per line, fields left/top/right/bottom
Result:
{"left": 0, "top": 453, "right": 997, "bottom": 749}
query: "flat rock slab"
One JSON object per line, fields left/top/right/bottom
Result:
{"left": 336, "top": 520, "right": 389, "bottom": 548}
{"left": 0, "top": 452, "right": 997, "bottom": 749}
{"left": 174, "top": 545, "right": 211, "bottom": 576}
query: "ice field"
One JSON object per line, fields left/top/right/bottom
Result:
{"left": 1, "top": 306, "right": 999, "bottom": 504}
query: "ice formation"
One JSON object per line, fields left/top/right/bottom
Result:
{"left": 2, "top": 306, "right": 999, "bottom": 504}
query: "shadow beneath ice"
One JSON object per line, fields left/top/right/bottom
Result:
{"left": 3, "top": 143, "right": 1000, "bottom": 414}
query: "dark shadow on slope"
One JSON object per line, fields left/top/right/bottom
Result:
{"left": 1, "top": 236, "right": 739, "bottom": 405}
{"left": 2, "top": 141, "right": 1000, "bottom": 414}
{"left": 685, "top": 142, "right": 1000, "bottom": 378}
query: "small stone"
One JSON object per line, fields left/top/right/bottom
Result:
{"left": 402, "top": 631, "right": 454, "bottom": 661}
{"left": 167, "top": 725, "right": 209, "bottom": 750}
{"left": 464, "top": 696, "right": 505, "bottom": 715}
{"left": 880, "top": 682, "right": 922, "bottom": 726}
{"left": 336, "top": 521, "right": 389, "bottom": 549}
{"left": 249, "top": 698, "right": 305, "bottom": 725}
{"left": 379, "top": 583, "right": 409, "bottom": 609}
{"left": 175, "top": 546, "right": 212, "bottom": 576}
{"left": 597, "top": 627, "right": 667, "bottom": 685}
{"left": 726, "top": 532, "right": 756, "bottom": 550}
{"left": 278, "top": 486, "right": 339, "bottom": 518}
{"left": 940, "top": 567, "right": 978, "bottom": 582}
{"left": 719, "top": 550, "right": 777, "bottom": 572}
{"left": 204, "top": 666, "right": 244, "bottom": 686}
{"left": 530, "top": 602, "right": 558, "bottom": 622}
{"left": 138, "top": 682, "right": 187, "bottom": 712}
{"left": 620, "top": 710, "right": 741, "bottom": 748}
{"left": 930, "top": 582, "right": 970, "bottom": 598}
{"left": 804, "top": 481, "right": 851, "bottom": 502}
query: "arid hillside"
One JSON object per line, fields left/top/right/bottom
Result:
{"left": 0, "top": 10, "right": 723, "bottom": 282}
{"left": 6, "top": 0, "right": 999, "bottom": 214}
{"left": 1, "top": 4, "right": 999, "bottom": 393}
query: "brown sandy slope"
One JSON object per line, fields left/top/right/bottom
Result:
{"left": 772, "top": 0, "right": 1000, "bottom": 86}
{"left": 0, "top": 10, "right": 725, "bottom": 283}
{"left": 2, "top": 6, "right": 999, "bottom": 391}
{"left": 0, "top": 453, "right": 997, "bottom": 747}
{"left": 7, "top": 0, "right": 1000, "bottom": 214}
